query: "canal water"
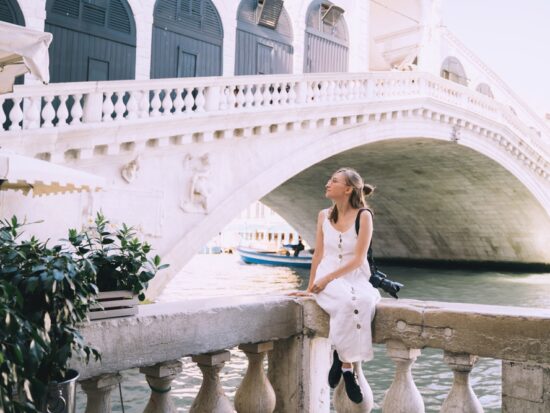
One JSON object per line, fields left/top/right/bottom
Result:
{"left": 77, "top": 254, "right": 550, "bottom": 412}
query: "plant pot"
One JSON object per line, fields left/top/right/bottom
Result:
{"left": 88, "top": 290, "right": 138, "bottom": 321}
{"left": 41, "top": 369, "right": 79, "bottom": 413}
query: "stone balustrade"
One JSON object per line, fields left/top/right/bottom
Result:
{"left": 1, "top": 72, "right": 548, "bottom": 161}
{"left": 74, "top": 295, "right": 550, "bottom": 413}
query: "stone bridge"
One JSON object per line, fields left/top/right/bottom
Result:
{"left": 1, "top": 71, "right": 549, "bottom": 296}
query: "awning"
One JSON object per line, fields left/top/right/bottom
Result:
{"left": 0, "top": 152, "right": 107, "bottom": 196}
{"left": 0, "top": 21, "right": 53, "bottom": 93}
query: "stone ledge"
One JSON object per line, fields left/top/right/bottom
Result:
{"left": 75, "top": 295, "right": 302, "bottom": 379}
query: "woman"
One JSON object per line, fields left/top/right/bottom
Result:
{"left": 291, "top": 167, "right": 380, "bottom": 404}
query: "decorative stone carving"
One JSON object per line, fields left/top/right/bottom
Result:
{"left": 334, "top": 361, "right": 374, "bottom": 413}
{"left": 190, "top": 350, "right": 233, "bottom": 413}
{"left": 140, "top": 360, "right": 183, "bottom": 413}
{"left": 80, "top": 373, "right": 123, "bottom": 413}
{"left": 235, "top": 342, "right": 276, "bottom": 413}
{"left": 121, "top": 155, "right": 141, "bottom": 183}
{"left": 441, "top": 352, "right": 483, "bottom": 413}
{"left": 382, "top": 340, "right": 424, "bottom": 413}
{"left": 180, "top": 153, "right": 212, "bottom": 214}
{"left": 451, "top": 125, "right": 461, "bottom": 143}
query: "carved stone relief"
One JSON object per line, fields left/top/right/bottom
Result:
{"left": 121, "top": 156, "right": 141, "bottom": 183}
{"left": 180, "top": 153, "right": 212, "bottom": 214}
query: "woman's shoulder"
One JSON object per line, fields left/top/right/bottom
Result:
{"left": 317, "top": 208, "right": 331, "bottom": 221}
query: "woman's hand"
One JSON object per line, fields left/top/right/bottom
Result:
{"left": 287, "top": 290, "right": 313, "bottom": 297}
{"left": 311, "top": 276, "right": 332, "bottom": 294}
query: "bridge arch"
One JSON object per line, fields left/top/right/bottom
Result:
{"left": 152, "top": 117, "right": 550, "bottom": 295}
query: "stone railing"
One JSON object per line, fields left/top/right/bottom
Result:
{"left": 75, "top": 295, "right": 550, "bottom": 412}
{"left": 1, "top": 71, "right": 548, "bottom": 154}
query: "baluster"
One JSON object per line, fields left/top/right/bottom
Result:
{"left": 139, "top": 90, "right": 150, "bottom": 118}
{"left": 262, "top": 83, "right": 272, "bottom": 106}
{"left": 140, "top": 360, "right": 182, "bottom": 413}
{"left": 204, "top": 86, "right": 220, "bottom": 111}
{"left": 190, "top": 350, "right": 233, "bottom": 413}
{"left": 235, "top": 85, "right": 245, "bottom": 108}
{"left": 312, "top": 81, "right": 321, "bottom": 104}
{"left": 102, "top": 92, "right": 114, "bottom": 122}
{"left": 244, "top": 84, "right": 255, "bottom": 108}
{"left": 325, "top": 80, "right": 334, "bottom": 103}
{"left": 271, "top": 83, "right": 281, "bottom": 106}
{"left": 235, "top": 342, "right": 276, "bottom": 413}
{"left": 9, "top": 97, "right": 23, "bottom": 130}
{"left": 70, "top": 94, "right": 83, "bottom": 125}
{"left": 195, "top": 87, "right": 206, "bottom": 112}
{"left": 441, "top": 352, "right": 483, "bottom": 413}
{"left": 287, "top": 81, "right": 297, "bottom": 106}
{"left": 184, "top": 88, "right": 194, "bottom": 113}
{"left": 22, "top": 96, "right": 40, "bottom": 129}
{"left": 334, "top": 361, "right": 374, "bottom": 413}
{"left": 252, "top": 83, "right": 264, "bottom": 108}
{"left": 161, "top": 89, "right": 173, "bottom": 116}
{"left": 114, "top": 91, "right": 126, "bottom": 121}
{"left": 227, "top": 85, "right": 237, "bottom": 110}
{"left": 125, "top": 91, "right": 138, "bottom": 120}
{"left": 278, "top": 82, "right": 288, "bottom": 106}
{"left": 81, "top": 373, "right": 123, "bottom": 413}
{"left": 382, "top": 340, "right": 424, "bottom": 413}
{"left": 173, "top": 88, "right": 184, "bottom": 114}
{"left": 219, "top": 86, "right": 229, "bottom": 111}
{"left": 150, "top": 89, "right": 162, "bottom": 117}
{"left": 41, "top": 96, "right": 55, "bottom": 128}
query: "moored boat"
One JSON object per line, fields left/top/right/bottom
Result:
{"left": 236, "top": 247, "right": 312, "bottom": 268}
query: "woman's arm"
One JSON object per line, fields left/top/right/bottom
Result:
{"left": 311, "top": 211, "right": 372, "bottom": 293}
{"left": 288, "top": 210, "right": 324, "bottom": 296}
{"left": 306, "top": 210, "right": 325, "bottom": 292}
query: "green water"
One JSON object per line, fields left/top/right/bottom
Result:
{"left": 77, "top": 254, "right": 550, "bottom": 412}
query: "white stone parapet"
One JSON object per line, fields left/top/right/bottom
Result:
{"left": 73, "top": 296, "right": 550, "bottom": 412}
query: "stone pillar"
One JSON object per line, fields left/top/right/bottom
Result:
{"left": 441, "top": 352, "right": 483, "bottom": 413}
{"left": 268, "top": 335, "right": 331, "bottom": 413}
{"left": 235, "top": 341, "right": 276, "bottom": 413}
{"left": 140, "top": 360, "right": 183, "bottom": 413}
{"left": 190, "top": 350, "right": 233, "bottom": 413}
{"left": 382, "top": 340, "right": 424, "bottom": 413}
{"left": 80, "top": 373, "right": 123, "bottom": 413}
{"left": 502, "top": 360, "right": 550, "bottom": 413}
{"left": 333, "top": 361, "right": 374, "bottom": 413}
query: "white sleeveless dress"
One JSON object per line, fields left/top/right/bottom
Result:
{"left": 314, "top": 209, "right": 381, "bottom": 363}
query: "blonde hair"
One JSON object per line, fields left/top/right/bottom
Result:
{"left": 329, "top": 168, "right": 375, "bottom": 223}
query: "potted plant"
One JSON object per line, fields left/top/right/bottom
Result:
{"left": 68, "top": 213, "right": 168, "bottom": 320}
{"left": 0, "top": 216, "right": 100, "bottom": 413}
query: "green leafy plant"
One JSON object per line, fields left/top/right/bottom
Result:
{"left": 68, "top": 213, "right": 168, "bottom": 301}
{"left": 0, "top": 217, "right": 100, "bottom": 412}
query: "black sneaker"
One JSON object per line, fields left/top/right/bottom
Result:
{"left": 342, "top": 370, "right": 363, "bottom": 404}
{"left": 328, "top": 350, "right": 343, "bottom": 388}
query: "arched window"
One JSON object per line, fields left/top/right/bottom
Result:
{"left": 235, "top": 0, "right": 293, "bottom": 75}
{"left": 0, "top": 0, "right": 25, "bottom": 25}
{"left": 45, "top": 0, "right": 136, "bottom": 82}
{"left": 151, "top": 0, "right": 223, "bottom": 78}
{"left": 304, "top": 0, "right": 349, "bottom": 73}
{"left": 440, "top": 56, "right": 468, "bottom": 86}
{"left": 476, "top": 83, "right": 494, "bottom": 99}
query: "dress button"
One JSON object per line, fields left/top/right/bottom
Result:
{"left": 357, "top": 324, "right": 361, "bottom": 329}
{"left": 352, "top": 296, "right": 356, "bottom": 301}
{"left": 338, "top": 254, "right": 342, "bottom": 259}
{"left": 354, "top": 309, "right": 359, "bottom": 314}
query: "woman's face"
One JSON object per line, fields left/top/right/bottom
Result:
{"left": 325, "top": 172, "right": 351, "bottom": 200}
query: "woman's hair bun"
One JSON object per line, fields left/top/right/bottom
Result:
{"left": 363, "top": 184, "right": 375, "bottom": 197}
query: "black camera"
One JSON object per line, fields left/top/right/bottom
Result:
{"left": 369, "top": 270, "right": 404, "bottom": 299}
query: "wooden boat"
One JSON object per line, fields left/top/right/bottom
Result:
{"left": 236, "top": 247, "right": 312, "bottom": 268}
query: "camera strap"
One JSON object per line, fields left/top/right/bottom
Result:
{"left": 355, "top": 208, "right": 377, "bottom": 274}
